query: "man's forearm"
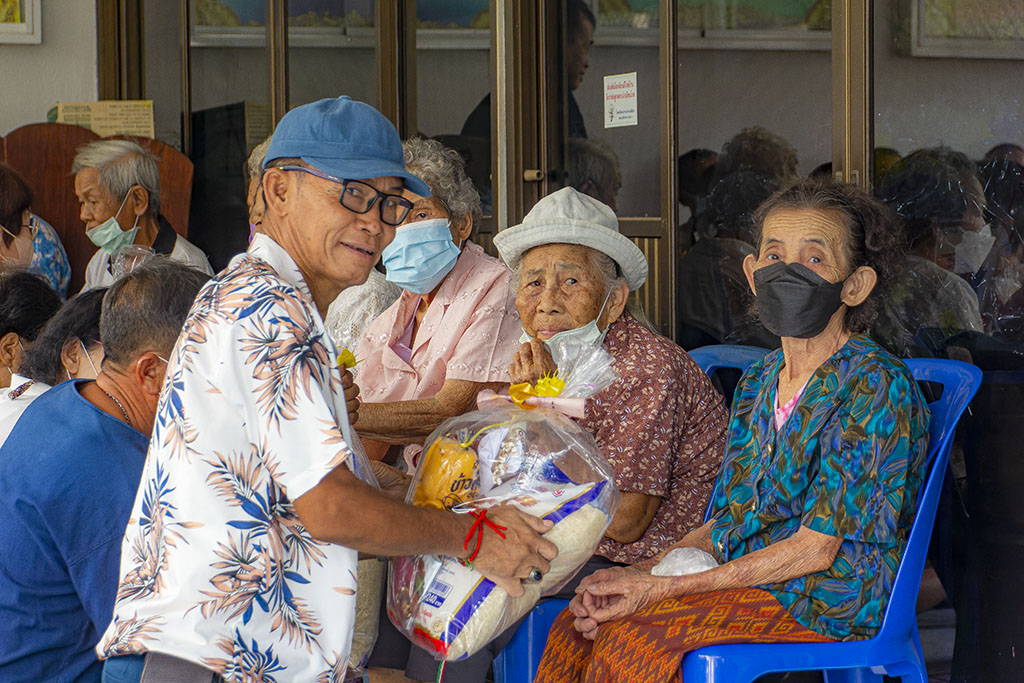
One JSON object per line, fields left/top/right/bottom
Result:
{"left": 665, "top": 525, "right": 841, "bottom": 598}
{"left": 296, "top": 466, "right": 471, "bottom": 557}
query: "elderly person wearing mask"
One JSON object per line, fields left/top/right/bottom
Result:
{"left": 532, "top": 179, "right": 930, "bottom": 682}
{"left": 356, "top": 137, "right": 521, "bottom": 464}
{"left": 0, "top": 162, "right": 71, "bottom": 296}
{"left": 73, "top": 139, "right": 213, "bottom": 290}
{"left": 0, "top": 287, "right": 106, "bottom": 445}
{"left": 0, "top": 261, "right": 208, "bottom": 683}
{"left": 98, "top": 97, "right": 554, "bottom": 683}
{"left": 873, "top": 148, "right": 987, "bottom": 356}
{"left": 377, "top": 187, "right": 731, "bottom": 683}
{"left": 0, "top": 270, "right": 62, "bottom": 390}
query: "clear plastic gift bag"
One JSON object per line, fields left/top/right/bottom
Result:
{"left": 386, "top": 345, "right": 621, "bottom": 662}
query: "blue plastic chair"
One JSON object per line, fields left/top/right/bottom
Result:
{"left": 680, "top": 357, "right": 982, "bottom": 683}
{"left": 493, "top": 597, "right": 570, "bottom": 683}
{"left": 494, "top": 345, "right": 771, "bottom": 683}
{"left": 687, "top": 344, "right": 771, "bottom": 378}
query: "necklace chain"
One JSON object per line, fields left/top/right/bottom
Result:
{"left": 101, "top": 388, "right": 132, "bottom": 427}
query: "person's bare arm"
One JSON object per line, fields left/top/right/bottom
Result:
{"left": 355, "top": 378, "right": 505, "bottom": 444}
{"left": 604, "top": 492, "right": 661, "bottom": 544}
{"left": 294, "top": 463, "right": 558, "bottom": 597}
{"left": 572, "top": 525, "right": 841, "bottom": 635}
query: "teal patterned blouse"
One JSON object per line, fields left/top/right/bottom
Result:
{"left": 709, "top": 335, "right": 930, "bottom": 641}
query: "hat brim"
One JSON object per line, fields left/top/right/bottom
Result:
{"left": 301, "top": 154, "right": 432, "bottom": 198}
{"left": 494, "top": 220, "right": 649, "bottom": 291}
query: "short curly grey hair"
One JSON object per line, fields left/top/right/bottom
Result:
{"left": 72, "top": 139, "right": 161, "bottom": 217}
{"left": 402, "top": 138, "right": 482, "bottom": 231}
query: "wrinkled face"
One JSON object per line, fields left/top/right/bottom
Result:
{"left": 516, "top": 243, "right": 611, "bottom": 340}
{"left": 567, "top": 14, "right": 594, "bottom": 91}
{"left": 399, "top": 190, "right": 473, "bottom": 244}
{"left": 752, "top": 207, "right": 850, "bottom": 285}
{"left": 74, "top": 168, "right": 131, "bottom": 231}
{"left": 282, "top": 170, "right": 401, "bottom": 293}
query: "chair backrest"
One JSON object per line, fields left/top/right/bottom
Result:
{"left": 876, "top": 358, "right": 981, "bottom": 639}
{"left": 688, "top": 344, "right": 771, "bottom": 378}
{"left": 3, "top": 122, "right": 101, "bottom": 294}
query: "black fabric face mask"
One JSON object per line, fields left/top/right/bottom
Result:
{"left": 752, "top": 261, "right": 846, "bottom": 339}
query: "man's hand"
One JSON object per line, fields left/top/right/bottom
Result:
{"left": 369, "top": 460, "right": 411, "bottom": 500}
{"left": 508, "top": 339, "right": 558, "bottom": 385}
{"left": 471, "top": 504, "right": 558, "bottom": 598}
{"left": 570, "top": 566, "right": 675, "bottom": 639}
{"left": 341, "top": 368, "right": 359, "bottom": 425}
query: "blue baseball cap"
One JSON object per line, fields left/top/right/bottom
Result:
{"left": 263, "top": 96, "right": 430, "bottom": 197}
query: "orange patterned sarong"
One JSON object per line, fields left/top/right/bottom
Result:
{"left": 534, "top": 587, "right": 834, "bottom": 683}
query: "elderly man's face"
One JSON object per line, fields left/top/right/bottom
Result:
{"left": 516, "top": 244, "right": 613, "bottom": 340}
{"left": 74, "top": 168, "right": 131, "bottom": 231}
{"left": 277, "top": 169, "right": 401, "bottom": 294}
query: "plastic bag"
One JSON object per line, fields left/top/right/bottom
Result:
{"left": 651, "top": 547, "right": 719, "bottom": 576}
{"left": 387, "top": 345, "right": 620, "bottom": 661}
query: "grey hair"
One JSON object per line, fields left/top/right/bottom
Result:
{"left": 403, "top": 138, "right": 482, "bottom": 230}
{"left": 245, "top": 134, "right": 274, "bottom": 181}
{"left": 568, "top": 138, "right": 621, "bottom": 206}
{"left": 589, "top": 248, "right": 656, "bottom": 330}
{"left": 100, "top": 257, "right": 209, "bottom": 367}
{"left": 72, "top": 140, "right": 161, "bottom": 217}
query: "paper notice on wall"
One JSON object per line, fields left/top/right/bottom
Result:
{"left": 55, "top": 101, "right": 155, "bottom": 138}
{"left": 603, "top": 72, "right": 638, "bottom": 128}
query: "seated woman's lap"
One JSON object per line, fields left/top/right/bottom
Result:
{"left": 368, "top": 555, "right": 626, "bottom": 682}
{"left": 535, "top": 587, "right": 834, "bottom": 683}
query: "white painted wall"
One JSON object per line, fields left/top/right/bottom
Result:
{"left": 0, "top": 0, "right": 98, "bottom": 136}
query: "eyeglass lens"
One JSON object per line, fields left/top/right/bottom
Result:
{"left": 338, "top": 180, "right": 413, "bottom": 226}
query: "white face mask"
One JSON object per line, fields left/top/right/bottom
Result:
{"left": 520, "top": 292, "right": 611, "bottom": 372}
{"left": 953, "top": 223, "right": 996, "bottom": 275}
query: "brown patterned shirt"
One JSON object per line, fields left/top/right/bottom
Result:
{"left": 581, "top": 313, "right": 728, "bottom": 564}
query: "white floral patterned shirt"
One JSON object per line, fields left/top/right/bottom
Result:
{"left": 98, "top": 234, "right": 369, "bottom": 682}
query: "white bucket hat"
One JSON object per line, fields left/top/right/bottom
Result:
{"left": 494, "top": 187, "right": 648, "bottom": 291}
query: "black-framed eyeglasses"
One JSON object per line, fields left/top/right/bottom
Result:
{"left": 276, "top": 165, "right": 414, "bottom": 226}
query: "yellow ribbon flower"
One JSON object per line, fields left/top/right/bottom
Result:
{"left": 337, "top": 348, "right": 358, "bottom": 369}
{"left": 508, "top": 372, "right": 565, "bottom": 409}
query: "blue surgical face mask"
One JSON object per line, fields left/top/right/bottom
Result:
{"left": 86, "top": 192, "right": 139, "bottom": 254}
{"left": 382, "top": 218, "right": 462, "bottom": 294}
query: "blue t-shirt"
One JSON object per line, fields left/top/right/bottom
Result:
{"left": 0, "top": 380, "right": 147, "bottom": 682}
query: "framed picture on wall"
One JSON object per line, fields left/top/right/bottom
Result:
{"left": 907, "top": 0, "right": 1024, "bottom": 59}
{"left": 0, "top": 0, "right": 41, "bottom": 45}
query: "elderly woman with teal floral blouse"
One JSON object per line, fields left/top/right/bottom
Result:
{"left": 535, "top": 178, "right": 931, "bottom": 683}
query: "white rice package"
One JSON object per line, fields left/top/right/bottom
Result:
{"left": 387, "top": 403, "right": 620, "bottom": 661}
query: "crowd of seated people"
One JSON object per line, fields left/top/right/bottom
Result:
{"left": 0, "top": 93, "right": 1012, "bottom": 683}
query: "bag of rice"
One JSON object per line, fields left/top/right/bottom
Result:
{"left": 387, "top": 402, "right": 620, "bottom": 661}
